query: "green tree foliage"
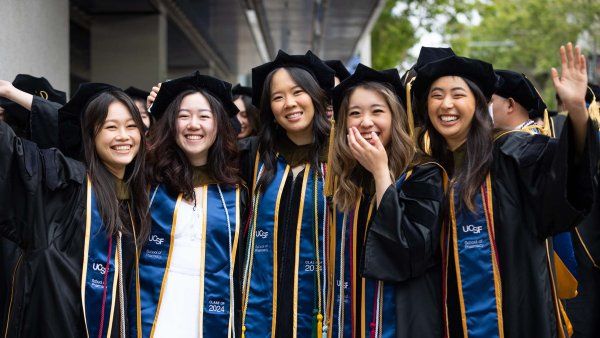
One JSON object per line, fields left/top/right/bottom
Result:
{"left": 371, "top": 0, "right": 417, "bottom": 69}
{"left": 372, "top": 0, "right": 600, "bottom": 107}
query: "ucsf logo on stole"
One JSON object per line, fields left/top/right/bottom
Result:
{"left": 256, "top": 229, "right": 269, "bottom": 239}
{"left": 149, "top": 234, "right": 165, "bottom": 245}
{"left": 462, "top": 224, "right": 482, "bottom": 234}
{"left": 92, "top": 263, "right": 106, "bottom": 275}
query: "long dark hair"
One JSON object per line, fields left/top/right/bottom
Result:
{"left": 82, "top": 91, "right": 150, "bottom": 246}
{"left": 256, "top": 67, "right": 330, "bottom": 192}
{"left": 233, "top": 94, "right": 260, "bottom": 136}
{"left": 416, "top": 77, "right": 493, "bottom": 211}
{"left": 146, "top": 89, "right": 240, "bottom": 200}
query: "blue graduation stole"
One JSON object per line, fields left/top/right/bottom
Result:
{"left": 443, "top": 175, "right": 504, "bottom": 338}
{"left": 81, "top": 178, "right": 121, "bottom": 338}
{"left": 130, "top": 183, "right": 241, "bottom": 338}
{"left": 330, "top": 173, "right": 407, "bottom": 338}
{"left": 241, "top": 156, "right": 327, "bottom": 338}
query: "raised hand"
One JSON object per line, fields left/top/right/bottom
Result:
{"left": 147, "top": 82, "right": 161, "bottom": 110}
{"left": 551, "top": 42, "right": 588, "bottom": 122}
{"left": 0, "top": 79, "right": 15, "bottom": 98}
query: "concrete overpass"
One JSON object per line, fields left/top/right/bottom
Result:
{"left": 0, "top": 0, "right": 386, "bottom": 95}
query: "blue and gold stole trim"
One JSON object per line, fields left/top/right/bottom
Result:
{"left": 330, "top": 173, "right": 408, "bottom": 338}
{"left": 131, "top": 184, "right": 240, "bottom": 338}
{"left": 242, "top": 155, "right": 327, "bottom": 338}
{"left": 444, "top": 174, "right": 504, "bottom": 338}
{"left": 81, "top": 178, "right": 120, "bottom": 338}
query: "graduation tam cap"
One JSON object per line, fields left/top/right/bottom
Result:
{"left": 400, "top": 47, "right": 456, "bottom": 126}
{"left": 494, "top": 70, "right": 547, "bottom": 119}
{"left": 0, "top": 74, "right": 67, "bottom": 107}
{"left": 251, "top": 50, "right": 335, "bottom": 107}
{"left": 58, "top": 82, "right": 122, "bottom": 159}
{"left": 149, "top": 71, "right": 239, "bottom": 121}
{"left": 330, "top": 64, "right": 403, "bottom": 120}
{"left": 124, "top": 87, "right": 150, "bottom": 101}
{"left": 412, "top": 55, "right": 496, "bottom": 101}
{"left": 414, "top": 47, "right": 456, "bottom": 70}
{"left": 325, "top": 60, "right": 351, "bottom": 81}
{"left": 232, "top": 84, "right": 253, "bottom": 97}
{"left": 0, "top": 74, "right": 67, "bottom": 131}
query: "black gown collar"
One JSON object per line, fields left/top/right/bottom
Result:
{"left": 192, "top": 165, "right": 218, "bottom": 186}
{"left": 275, "top": 133, "right": 329, "bottom": 167}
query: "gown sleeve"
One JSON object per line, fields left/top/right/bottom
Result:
{"left": 28, "top": 96, "right": 61, "bottom": 149}
{"left": 361, "top": 163, "right": 445, "bottom": 282}
{"left": 0, "top": 121, "right": 85, "bottom": 248}
{"left": 498, "top": 117, "right": 599, "bottom": 239}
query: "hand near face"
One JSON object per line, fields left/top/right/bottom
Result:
{"left": 347, "top": 126, "right": 389, "bottom": 176}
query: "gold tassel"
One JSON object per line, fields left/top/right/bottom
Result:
{"left": 405, "top": 77, "right": 416, "bottom": 140}
{"left": 542, "top": 109, "right": 552, "bottom": 137}
{"left": 324, "top": 118, "right": 336, "bottom": 197}
{"left": 587, "top": 86, "right": 600, "bottom": 126}
{"left": 317, "top": 313, "right": 323, "bottom": 338}
{"left": 242, "top": 325, "right": 246, "bottom": 338}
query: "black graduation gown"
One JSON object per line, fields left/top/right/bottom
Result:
{"left": 0, "top": 121, "right": 135, "bottom": 338}
{"left": 0, "top": 96, "right": 62, "bottom": 334}
{"left": 446, "top": 118, "right": 599, "bottom": 338}
{"left": 360, "top": 163, "right": 445, "bottom": 338}
{"left": 564, "top": 144, "right": 600, "bottom": 337}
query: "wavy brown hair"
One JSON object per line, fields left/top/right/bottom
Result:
{"left": 82, "top": 91, "right": 150, "bottom": 246}
{"left": 416, "top": 77, "right": 493, "bottom": 212}
{"left": 146, "top": 89, "right": 240, "bottom": 199}
{"left": 332, "top": 82, "right": 416, "bottom": 211}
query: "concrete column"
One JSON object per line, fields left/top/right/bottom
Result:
{"left": 358, "top": 34, "right": 372, "bottom": 67}
{"left": 91, "top": 14, "right": 167, "bottom": 90}
{"left": 0, "top": 0, "right": 70, "bottom": 95}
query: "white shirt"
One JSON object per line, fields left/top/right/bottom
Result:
{"left": 154, "top": 192, "right": 204, "bottom": 337}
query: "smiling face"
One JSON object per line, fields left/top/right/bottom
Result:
{"left": 234, "top": 97, "right": 252, "bottom": 139}
{"left": 270, "top": 68, "right": 315, "bottom": 144}
{"left": 427, "top": 76, "right": 476, "bottom": 150}
{"left": 175, "top": 92, "right": 217, "bottom": 166}
{"left": 133, "top": 98, "right": 151, "bottom": 128}
{"left": 95, "top": 101, "right": 141, "bottom": 178}
{"left": 346, "top": 86, "right": 393, "bottom": 147}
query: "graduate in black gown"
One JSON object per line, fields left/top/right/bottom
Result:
{"left": 411, "top": 43, "right": 599, "bottom": 338}
{"left": 324, "top": 59, "right": 351, "bottom": 119}
{"left": 238, "top": 50, "right": 334, "bottom": 338}
{"left": 328, "top": 64, "right": 445, "bottom": 338}
{"left": 124, "top": 86, "right": 153, "bottom": 130}
{"left": 564, "top": 83, "right": 600, "bottom": 338}
{"left": 0, "top": 75, "right": 68, "bottom": 333}
{"left": 0, "top": 83, "right": 150, "bottom": 338}
{"left": 134, "top": 72, "right": 247, "bottom": 337}
{"left": 232, "top": 84, "right": 259, "bottom": 139}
